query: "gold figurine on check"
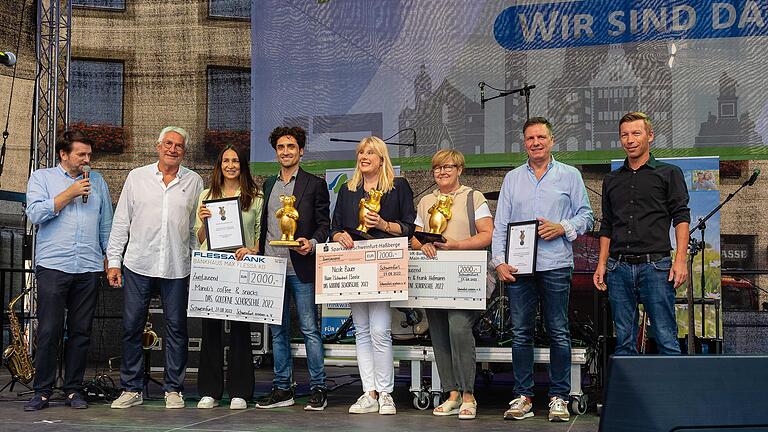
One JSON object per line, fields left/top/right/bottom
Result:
{"left": 427, "top": 194, "right": 453, "bottom": 235}
{"left": 414, "top": 193, "right": 452, "bottom": 244}
{"left": 270, "top": 194, "right": 301, "bottom": 246}
{"left": 356, "top": 189, "right": 383, "bottom": 233}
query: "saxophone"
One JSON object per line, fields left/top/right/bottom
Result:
{"left": 142, "top": 310, "right": 159, "bottom": 350}
{"left": 2, "top": 287, "right": 34, "bottom": 383}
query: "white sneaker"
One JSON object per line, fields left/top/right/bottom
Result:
{"left": 165, "top": 391, "right": 185, "bottom": 409}
{"left": 230, "top": 397, "right": 247, "bottom": 410}
{"left": 548, "top": 396, "right": 570, "bottom": 422}
{"left": 348, "top": 393, "right": 379, "bottom": 414}
{"left": 110, "top": 391, "right": 143, "bottom": 409}
{"left": 378, "top": 392, "right": 396, "bottom": 415}
{"left": 197, "top": 396, "right": 218, "bottom": 409}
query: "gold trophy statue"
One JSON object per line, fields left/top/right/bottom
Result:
{"left": 269, "top": 194, "right": 301, "bottom": 247}
{"left": 347, "top": 189, "right": 383, "bottom": 240}
{"left": 414, "top": 194, "right": 453, "bottom": 244}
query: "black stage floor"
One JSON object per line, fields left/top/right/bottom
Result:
{"left": 0, "top": 363, "right": 599, "bottom": 432}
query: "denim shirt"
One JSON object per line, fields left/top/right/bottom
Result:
{"left": 26, "top": 165, "right": 113, "bottom": 273}
{"left": 491, "top": 157, "right": 594, "bottom": 272}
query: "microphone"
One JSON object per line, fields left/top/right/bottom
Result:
{"left": 479, "top": 82, "right": 485, "bottom": 110}
{"left": 82, "top": 165, "right": 91, "bottom": 204}
{"left": 0, "top": 52, "right": 16, "bottom": 67}
{"left": 747, "top": 169, "right": 760, "bottom": 186}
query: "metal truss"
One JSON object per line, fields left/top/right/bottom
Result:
{"left": 33, "top": 0, "right": 71, "bottom": 171}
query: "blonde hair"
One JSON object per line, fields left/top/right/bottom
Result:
{"left": 347, "top": 136, "right": 395, "bottom": 193}
{"left": 431, "top": 149, "right": 465, "bottom": 170}
{"left": 619, "top": 111, "right": 653, "bottom": 133}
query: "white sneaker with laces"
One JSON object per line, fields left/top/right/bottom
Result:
{"left": 378, "top": 392, "right": 396, "bottom": 415}
{"left": 197, "top": 396, "right": 218, "bottom": 409}
{"left": 230, "top": 397, "right": 247, "bottom": 410}
{"left": 348, "top": 393, "right": 379, "bottom": 414}
{"left": 548, "top": 397, "right": 570, "bottom": 422}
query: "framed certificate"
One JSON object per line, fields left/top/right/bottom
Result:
{"left": 505, "top": 220, "right": 538, "bottom": 276}
{"left": 203, "top": 197, "right": 245, "bottom": 252}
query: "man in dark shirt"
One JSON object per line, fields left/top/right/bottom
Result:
{"left": 593, "top": 111, "right": 690, "bottom": 355}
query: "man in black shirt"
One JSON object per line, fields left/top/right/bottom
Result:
{"left": 593, "top": 111, "right": 690, "bottom": 355}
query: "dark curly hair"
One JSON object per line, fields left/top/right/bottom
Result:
{"left": 268, "top": 126, "right": 307, "bottom": 150}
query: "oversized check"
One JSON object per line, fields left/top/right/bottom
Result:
{"left": 187, "top": 250, "right": 287, "bottom": 324}
{"left": 316, "top": 237, "right": 408, "bottom": 304}
{"left": 392, "top": 250, "right": 487, "bottom": 310}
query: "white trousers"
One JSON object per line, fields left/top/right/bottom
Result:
{"left": 351, "top": 301, "right": 394, "bottom": 393}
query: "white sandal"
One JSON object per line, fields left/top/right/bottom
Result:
{"left": 432, "top": 399, "right": 461, "bottom": 416}
{"left": 458, "top": 400, "right": 477, "bottom": 420}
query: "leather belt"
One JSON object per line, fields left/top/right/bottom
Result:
{"left": 611, "top": 253, "right": 669, "bottom": 264}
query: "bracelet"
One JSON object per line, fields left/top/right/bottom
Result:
{"left": 385, "top": 221, "right": 392, "bottom": 233}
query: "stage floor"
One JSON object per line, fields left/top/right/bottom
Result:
{"left": 0, "top": 364, "right": 599, "bottom": 432}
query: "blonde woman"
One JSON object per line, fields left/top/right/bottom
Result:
{"left": 330, "top": 136, "right": 416, "bottom": 415}
{"left": 412, "top": 149, "right": 492, "bottom": 420}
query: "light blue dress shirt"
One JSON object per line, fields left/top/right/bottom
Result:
{"left": 26, "top": 165, "right": 113, "bottom": 273}
{"left": 491, "top": 157, "right": 594, "bottom": 272}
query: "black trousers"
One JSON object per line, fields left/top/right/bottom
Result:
{"left": 33, "top": 266, "right": 100, "bottom": 395}
{"left": 197, "top": 318, "right": 254, "bottom": 400}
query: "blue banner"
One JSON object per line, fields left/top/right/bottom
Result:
{"left": 495, "top": 0, "right": 768, "bottom": 51}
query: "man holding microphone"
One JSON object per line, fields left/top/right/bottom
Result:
{"left": 24, "top": 130, "right": 113, "bottom": 410}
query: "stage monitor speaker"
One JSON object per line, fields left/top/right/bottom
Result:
{"left": 600, "top": 355, "right": 768, "bottom": 432}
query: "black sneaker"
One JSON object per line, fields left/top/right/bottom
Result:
{"left": 305, "top": 388, "right": 328, "bottom": 411}
{"left": 24, "top": 394, "right": 50, "bottom": 412}
{"left": 65, "top": 392, "right": 88, "bottom": 409}
{"left": 255, "top": 387, "right": 295, "bottom": 409}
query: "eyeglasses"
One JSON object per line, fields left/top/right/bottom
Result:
{"left": 161, "top": 140, "right": 185, "bottom": 151}
{"left": 432, "top": 164, "right": 459, "bottom": 173}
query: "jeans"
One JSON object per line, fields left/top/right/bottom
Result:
{"left": 120, "top": 267, "right": 189, "bottom": 393}
{"left": 351, "top": 301, "right": 393, "bottom": 393}
{"left": 33, "top": 267, "right": 99, "bottom": 395}
{"left": 606, "top": 256, "right": 681, "bottom": 356}
{"left": 269, "top": 274, "right": 326, "bottom": 390}
{"left": 506, "top": 266, "right": 572, "bottom": 400}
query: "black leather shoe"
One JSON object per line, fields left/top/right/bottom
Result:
{"left": 65, "top": 392, "right": 88, "bottom": 409}
{"left": 24, "top": 394, "right": 50, "bottom": 411}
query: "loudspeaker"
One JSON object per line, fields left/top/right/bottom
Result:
{"left": 600, "top": 355, "right": 768, "bottom": 432}
{"left": 723, "top": 311, "right": 768, "bottom": 354}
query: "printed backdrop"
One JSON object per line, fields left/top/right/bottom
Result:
{"left": 252, "top": 0, "right": 768, "bottom": 172}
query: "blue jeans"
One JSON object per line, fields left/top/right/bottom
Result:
{"left": 507, "top": 267, "right": 572, "bottom": 400}
{"left": 268, "top": 274, "right": 326, "bottom": 390}
{"left": 606, "top": 256, "right": 681, "bottom": 355}
{"left": 120, "top": 267, "right": 189, "bottom": 393}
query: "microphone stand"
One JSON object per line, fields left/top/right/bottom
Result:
{"left": 329, "top": 128, "right": 417, "bottom": 152}
{"left": 479, "top": 82, "right": 535, "bottom": 119}
{"left": 686, "top": 175, "right": 756, "bottom": 354}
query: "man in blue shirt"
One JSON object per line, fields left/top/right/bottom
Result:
{"left": 491, "top": 117, "right": 593, "bottom": 422}
{"left": 24, "top": 130, "right": 113, "bottom": 411}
